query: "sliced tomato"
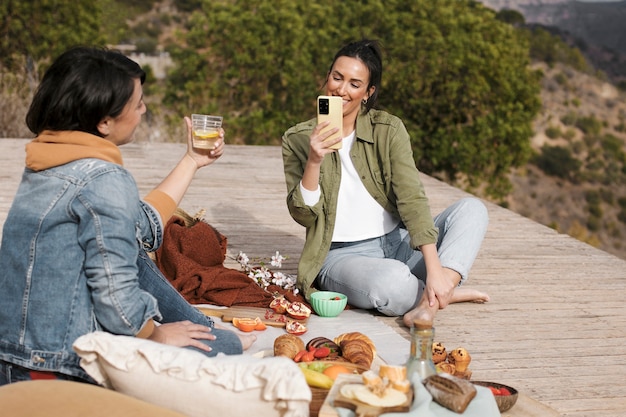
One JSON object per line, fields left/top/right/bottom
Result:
{"left": 285, "top": 320, "right": 307, "bottom": 335}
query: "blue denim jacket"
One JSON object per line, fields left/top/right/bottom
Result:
{"left": 0, "top": 158, "right": 162, "bottom": 380}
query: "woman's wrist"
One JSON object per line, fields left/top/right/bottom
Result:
{"left": 183, "top": 153, "right": 201, "bottom": 171}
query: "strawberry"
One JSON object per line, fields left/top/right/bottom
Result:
{"left": 489, "top": 386, "right": 501, "bottom": 396}
{"left": 313, "top": 347, "right": 331, "bottom": 358}
{"left": 499, "top": 387, "right": 512, "bottom": 396}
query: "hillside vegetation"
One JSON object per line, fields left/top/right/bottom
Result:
{"left": 508, "top": 62, "right": 626, "bottom": 259}
{"left": 2, "top": 0, "right": 626, "bottom": 259}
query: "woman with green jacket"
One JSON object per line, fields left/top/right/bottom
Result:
{"left": 282, "top": 39, "right": 489, "bottom": 327}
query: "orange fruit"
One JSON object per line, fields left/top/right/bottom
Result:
{"left": 254, "top": 318, "right": 267, "bottom": 331}
{"left": 232, "top": 317, "right": 259, "bottom": 332}
{"left": 322, "top": 364, "right": 352, "bottom": 381}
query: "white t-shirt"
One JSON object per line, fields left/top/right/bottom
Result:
{"left": 300, "top": 131, "right": 399, "bottom": 242}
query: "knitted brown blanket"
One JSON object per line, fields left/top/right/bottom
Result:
{"left": 154, "top": 215, "right": 308, "bottom": 308}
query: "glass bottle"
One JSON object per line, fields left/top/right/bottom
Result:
{"left": 405, "top": 319, "right": 437, "bottom": 381}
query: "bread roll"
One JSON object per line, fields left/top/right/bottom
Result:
{"left": 391, "top": 378, "right": 411, "bottom": 394}
{"left": 378, "top": 364, "right": 407, "bottom": 382}
{"left": 273, "top": 334, "right": 305, "bottom": 359}
{"left": 423, "top": 374, "right": 477, "bottom": 414}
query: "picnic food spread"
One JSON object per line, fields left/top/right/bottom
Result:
{"left": 273, "top": 332, "right": 376, "bottom": 370}
{"left": 332, "top": 365, "right": 413, "bottom": 414}
{"left": 432, "top": 341, "right": 473, "bottom": 379}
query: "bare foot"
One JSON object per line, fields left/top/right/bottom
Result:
{"left": 238, "top": 333, "right": 257, "bottom": 351}
{"left": 213, "top": 322, "right": 257, "bottom": 351}
{"left": 451, "top": 287, "right": 490, "bottom": 304}
{"left": 403, "top": 297, "right": 437, "bottom": 328}
{"left": 402, "top": 287, "right": 489, "bottom": 327}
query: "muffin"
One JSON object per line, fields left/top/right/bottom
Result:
{"left": 448, "top": 347, "right": 471, "bottom": 372}
{"left": 432, "top": 342, "right": 448, "bottom": 364}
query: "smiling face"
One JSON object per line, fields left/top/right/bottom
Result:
{"left": 97, "top": 78, "right": 146, "bottom": 145}
{"left": 325, "top": 56, "right": 376, "bottom": 133}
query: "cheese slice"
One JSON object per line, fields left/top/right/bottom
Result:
{"left": 352, "top": 386, "right": 407, "bottom": 407}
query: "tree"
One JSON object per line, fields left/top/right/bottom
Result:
{"left": 164, "top": 0, "right": 359, "bottom": 145}
{"left": 166, "top": 0, "right": 541, "bottom": 197}
{"left": 0, "top": 0, "right": 105, "bottom": 73}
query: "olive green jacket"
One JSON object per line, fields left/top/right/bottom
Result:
{"left": 282, "top": 109, "right": 438, "bottom": 300}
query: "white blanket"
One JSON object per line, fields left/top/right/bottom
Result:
{"left": 206, "top": 308, "right": 412, "bottom": 367}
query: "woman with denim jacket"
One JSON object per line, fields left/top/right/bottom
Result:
{"left": 282, "top": 39, "right": 490, "bottom": 328}
{"left": 0, "top": 47, "right": 255, "bottom": 385}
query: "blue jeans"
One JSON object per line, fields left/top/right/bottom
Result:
{"left": 137, "top": 251, "right": 243, "bottom": 356}
{"left": 317, "top": 198, "right": 488, "bottom": 316}
{"left": 0, "top": 361, "right": 87, "bottom": 385}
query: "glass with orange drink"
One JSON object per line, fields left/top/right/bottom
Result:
{"left": 191, "top": 114, "right": 223, "bottom": 150}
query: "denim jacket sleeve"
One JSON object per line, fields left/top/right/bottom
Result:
{"left": 75, "top": 168, "right": 160, "bottom": 335}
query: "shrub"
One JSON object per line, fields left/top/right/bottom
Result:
{"left": 533, "top": 145, "right": 581, "bottom": 181}
{"left": 587, "top": 215, "right": 602, "bottom": 232}
{"left": 545, "top": 125, "right": 562, "bottom": 139}
{"left": 561, "top": 112, "right": 577, "bottom": 126}
{"left": 576, "top": 115, "right": 603, "bottom": 135}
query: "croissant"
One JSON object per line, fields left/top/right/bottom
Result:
{"left": 273, "top": 334, "right": 305, "bottom": 359}
{"left": 334, "top": 332, "right": 377, "bottom": 357}
{"left": 340, "top": 339, "right": 374, "bottom": 369}
{"left": 435, "top": 361, "right": 456, "bottom": 375}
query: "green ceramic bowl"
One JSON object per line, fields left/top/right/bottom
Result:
{"left": 310, "top": 291, "right": 348, "bottom": 317}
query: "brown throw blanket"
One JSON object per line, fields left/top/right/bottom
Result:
{"left": 154, "top": 215, "right": 309, "bottom": 308}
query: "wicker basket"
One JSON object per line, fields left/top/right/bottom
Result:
{"left": 309, "top": 387, "right": 330, "bottom": 417}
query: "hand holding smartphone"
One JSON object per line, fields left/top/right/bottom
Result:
{"left": 317, "top": 96, "right": 343, "bottom": 150}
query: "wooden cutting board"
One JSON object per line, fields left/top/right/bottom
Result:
{"left": 197, "top": 305, "right": 308, "bottom": 328}
{"left": 319, "top": 374, "right": 413, "bottom": 417}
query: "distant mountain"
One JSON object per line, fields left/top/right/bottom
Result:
{"left": 479, "top": 0, "right": 626, "bottom": 82}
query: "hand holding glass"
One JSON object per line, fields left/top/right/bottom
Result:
{"left": 191, "top": 114, "right": 223, "bottom": 150}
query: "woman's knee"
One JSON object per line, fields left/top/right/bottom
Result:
{"left": 368, "top": 264, "right": 421, "bottom": 316}
{"left": 458, "top": 197, "right": 488, "bottom": 225}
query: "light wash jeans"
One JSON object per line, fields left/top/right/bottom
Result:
{"left": 137, "top": 251, "right": 243, "bottom": 356}
{"left": 317, "top": 197, "right": 488, "bottom": 316}
{"left": 0, "top": 252, "right": 243, "bottom": 386}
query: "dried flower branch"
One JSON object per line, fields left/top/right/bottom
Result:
{"left": 235, "top": 251, "right": 299, "bottom": 295}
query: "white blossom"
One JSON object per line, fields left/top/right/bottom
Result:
{"left": 271, "top": 251, "right": 284, "bottom": 268}
{"left": 234, "top": 251, "right": 296, "bottom": 294}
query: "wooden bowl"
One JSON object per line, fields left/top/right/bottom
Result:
{"left": 472, "top": 381, "right": 519, "bottom": 413}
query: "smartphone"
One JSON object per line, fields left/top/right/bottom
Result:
{"left": 317, "top": 95, "right": 343, "bottom": 150}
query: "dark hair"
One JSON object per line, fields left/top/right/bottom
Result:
{"left": 327, "top": 39, "right": 383, "bottom": 112}
{"left": 26, "top": 46, "right": 146, "bottom": 136}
